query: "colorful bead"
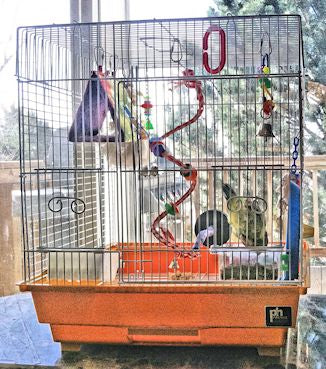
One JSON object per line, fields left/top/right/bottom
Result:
{"left": 149, "top": 138, "right": 166, "bottom": 157}
{"left": 180, "top": 164, "right": 197, "bottom": 181}
{"left": 262, "top": 66, "right": 270, "bottom": 74}
{"left": 141, "top": 101, "right": 153, "bottom": 110}
{"left": 141, "top": 97, "right": 154, "bottom": 131}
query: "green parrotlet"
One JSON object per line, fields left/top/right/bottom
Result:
{"left": 222, "top": 183, "right": 268, "bottom": 247}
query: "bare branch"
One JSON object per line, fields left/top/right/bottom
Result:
{"left": 0, "top": 54, "right": 13, "bottom": 74}
{"left": 304, "top": 124, "right": 323, "bottom": 140}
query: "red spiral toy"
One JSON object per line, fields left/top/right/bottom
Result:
{"left": 150, "top": 69, "right": 204, "bottom": 259}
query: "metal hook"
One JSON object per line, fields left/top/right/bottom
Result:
{"left": 226, "top": 12, "right": 236, "bottom": 30}
{"left": 122, "top": 60, "right": 131, "bottom": 78}
{"left": 108, "top": 54, "right": 119, "bottom": 76}
{"left": 121, "top": 23, "right": 132, "bottom": 78}
{"left": 260, "top": 31, "right": 272, "bottom": 56}
{"left": 94, "top": 46, "right": 105, "bottom": 68}
{"left": 170, "top": 38, "right": 183, "bottom": 63}
{"left": 262, "top": 53, "right": 270, "bottom": 68}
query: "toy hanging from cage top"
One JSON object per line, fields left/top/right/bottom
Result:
{"left": 68, "top": 67, "right": 125, "bottom": 143}
{"left": 141, "top": 89, "right": 154, "bottom": 130}
{"left": 257, "top": 33, "right": 275, "bottom": 139}
{"left": 150, "top": 69, "right": 204, "bottom": 259}
{"left": 259, "top": 55, "right": 275, "bottom": 120}
{"left": 203, "top": 25, "right": 226, "bottom": 74}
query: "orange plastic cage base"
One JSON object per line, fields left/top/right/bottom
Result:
{"left": 20, "top": 283, "right": 307, "bottom": 348}
{"left": 19, "top": 242, "right": 307, "bottom": 348}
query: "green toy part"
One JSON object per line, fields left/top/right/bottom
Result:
{"left": 165, "top": 202, "right": 178, "bottom": 215}
{"left": 259, "top": 77, "right": 271, "bottom": 89}
{"left": 145, "top": 120, "right": 154, "bottom": 130}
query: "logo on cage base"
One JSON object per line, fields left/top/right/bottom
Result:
{"left": 265, "top": 306, "right": 292, "bottom": 327}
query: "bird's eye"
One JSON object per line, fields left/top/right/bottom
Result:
{"left": 227, "top": 197, "right": 243, "bottom": 213}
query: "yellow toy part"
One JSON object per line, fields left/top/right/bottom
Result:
{"left": 262, "top": 66, "right": 270, "bottom": 74}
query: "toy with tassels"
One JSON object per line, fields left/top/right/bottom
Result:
{"left": 141, "top": 96, "right": 154, "bottom": 130}
{"left": 259, "top": 56, "right": 275, "bottom": 120}
{"left": 257, "top": 33, "right": 275, "bottom": 139}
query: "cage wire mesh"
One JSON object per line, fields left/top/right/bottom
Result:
{"left": 17, "top": 15, "right": 305, "bottom": 285}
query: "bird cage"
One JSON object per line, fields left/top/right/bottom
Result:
{"left": 17, "top": 15, "right": 309, "bottom": 351}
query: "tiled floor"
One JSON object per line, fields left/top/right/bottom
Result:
{"left": 0, "top": 293, "right": 61, "bottom": 367}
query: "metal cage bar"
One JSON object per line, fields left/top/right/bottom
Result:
{"left": 16, "top": 15, "right": 305, "bottom": 286}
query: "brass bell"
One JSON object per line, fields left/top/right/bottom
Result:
{"left": 257, "top": 122, "right": 275, "bottom": 138}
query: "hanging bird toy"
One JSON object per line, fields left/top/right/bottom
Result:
{"left": 259, "top": 32, "right": 275, "bottom": 118}
{"left": 257, "top": 33, "right": 276, "bottom": 139}
{"left": 141, "top": 81, "right": 154, "bottom": 130}
{"left": 259, "top": 53, "right": 275, "bottom": 119}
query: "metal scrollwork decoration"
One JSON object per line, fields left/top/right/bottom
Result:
{"left": 48, "top": 196, "right": 86, "bottom": 215}
{"left": 227, "top": 196, "right": 267, "bottom": 215}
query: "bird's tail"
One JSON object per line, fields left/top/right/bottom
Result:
{"left": 222, "top": 183, "right": 237, "bottom": 200}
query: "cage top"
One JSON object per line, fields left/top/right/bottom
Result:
{"left": 17, "top": 15, "right": 303, "bottom": 79}
{"left": 17, "top": 14, "right": 302, "bottom": 30}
